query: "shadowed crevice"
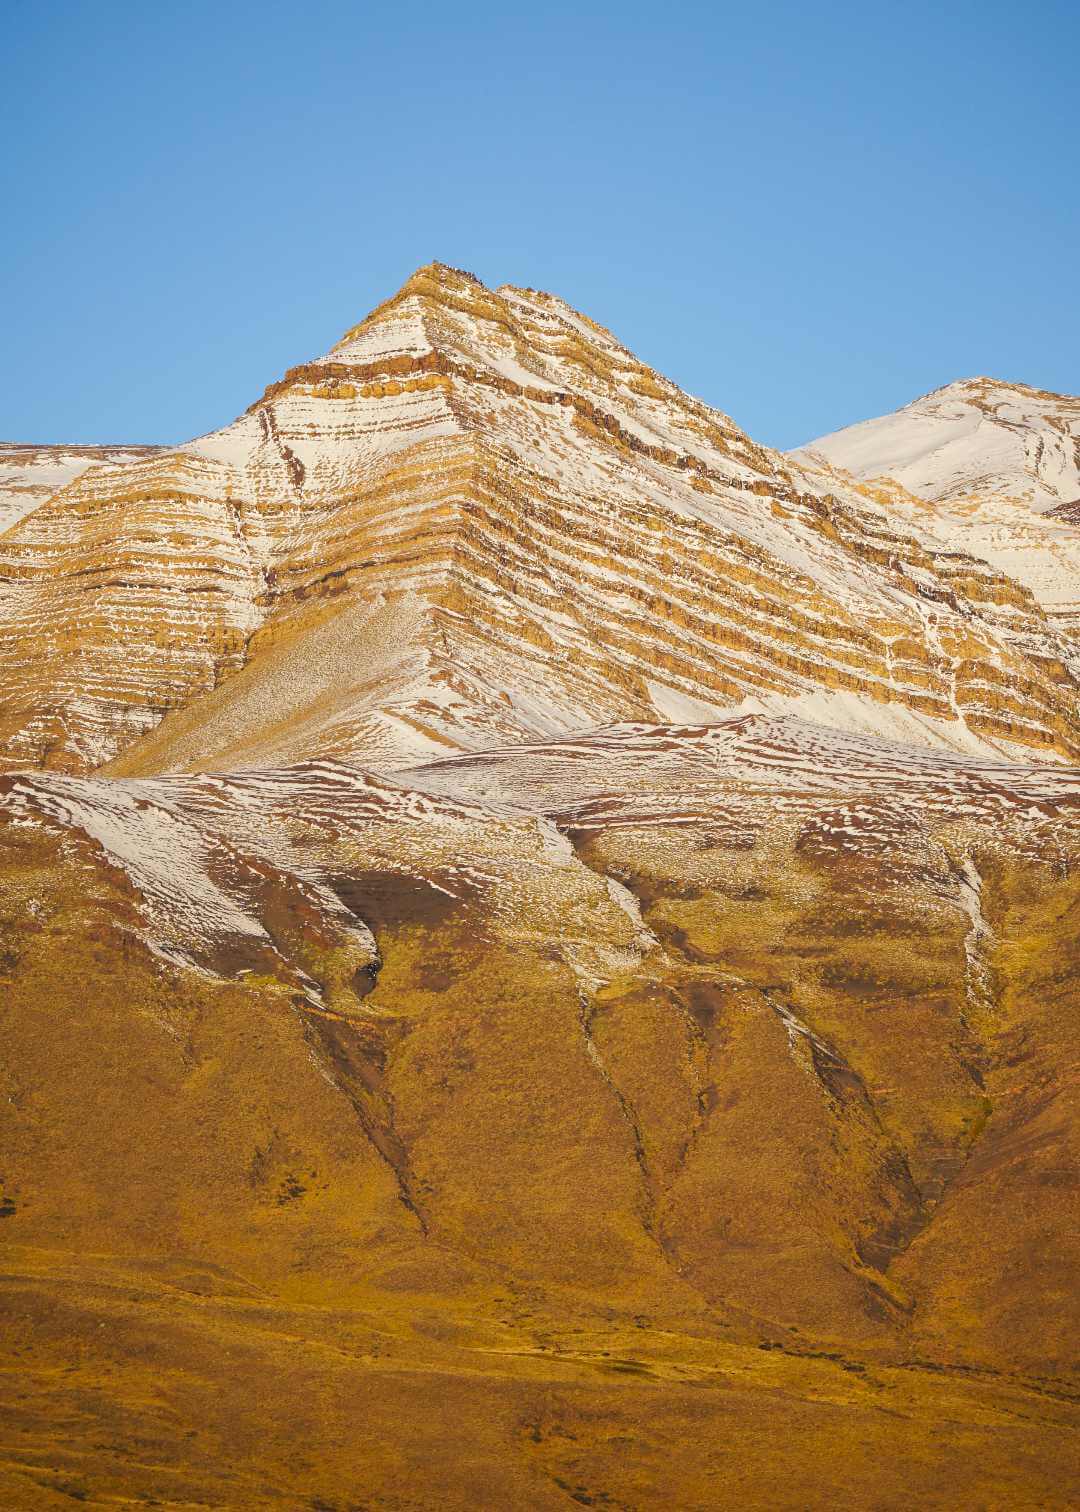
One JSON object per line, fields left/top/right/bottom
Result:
{"left": 297, "top": 1006, "right": 429, "bottom": 1234}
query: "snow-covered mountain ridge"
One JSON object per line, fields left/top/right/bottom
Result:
{"left": 0, "top": 441, "right": 165, "bottom": 535}
{"left": 797, "top": 377, "right": 1080, "bottom": 511}
{"left": 794, "top": 376, "right": 1080, "bottom": 632}
{"left": 3, "top": 266, "right": 1080, "bottom": 773}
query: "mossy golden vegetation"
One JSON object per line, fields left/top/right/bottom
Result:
{"left": 1, "top": 790, "right": 1078, "bottom": 1506}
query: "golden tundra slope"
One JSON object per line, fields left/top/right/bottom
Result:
{"left": 1, "top": 718, "right": 1079, "bottom": 1507}
{"left": 3, "top": 264, "right": 1080, "bottom": 776}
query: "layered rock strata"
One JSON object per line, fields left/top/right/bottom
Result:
{"left": 3, "top": 269, "right": 1080, "bottom": 775}
{"left": 0, "top": 441, "right": 163, "bottom": 536}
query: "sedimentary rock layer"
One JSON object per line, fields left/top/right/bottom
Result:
{"left": 0, "top": 441, "right": 163, "bottom": 535}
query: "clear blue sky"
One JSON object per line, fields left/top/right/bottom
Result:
{"left": 3, "top": 0, "right": 1077, "bottom": 450}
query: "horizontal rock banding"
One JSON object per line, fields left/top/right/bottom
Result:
{"left": 2, "top": 263, "right": 1079, "bottom": 775}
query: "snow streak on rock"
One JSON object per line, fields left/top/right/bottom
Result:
{"left": 4, "top": 714, "right": 1079, "bottom": 986}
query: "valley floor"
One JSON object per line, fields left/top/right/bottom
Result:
{"left": 2, "top": 1246, "right": 1077, "bottom": 1510}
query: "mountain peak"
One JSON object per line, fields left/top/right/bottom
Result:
{"left": 796, "top": 373, "right": 1080, "bottom": 508}
{"left": 4, "top": 269, "right": 1080, "bottom": 781}
{"left": 914, "top": 374, "right": 1074, "bottom": 409}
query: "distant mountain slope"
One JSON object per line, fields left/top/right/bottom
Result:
{"left": 794, "top": 377, "right": 1080, "bottom": 632}
{"left": 0, "top": 441, "right": 164, "bottom": 535}
{"left": 3, "top": 269, "right": 1080, "bottom": 775}
{"left": 796, "top": 377, "right": 1080, "bottom": 510}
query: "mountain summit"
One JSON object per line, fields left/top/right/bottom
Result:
{"left": 797, "top": 376, "right": 1080, "bottom": 511}
{"left": 2, "top": 264, "right": 1080, "bottom": 776}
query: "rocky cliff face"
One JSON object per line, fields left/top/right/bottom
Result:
{"left": 2, "top": 271, "right": 1079, "bottom": 1509}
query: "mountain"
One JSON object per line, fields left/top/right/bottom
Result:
{"left": 2, "top": 271, "right": 1079, "bottom": 1509}
{"left": 794, "top": 377, "right": 1080, "bottom": 632}
{"left": 3, "top": 267, "right": 1080, "bottom": 779}
{"left": 797, "top": 377, "right": 1080, "bottom": 510}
